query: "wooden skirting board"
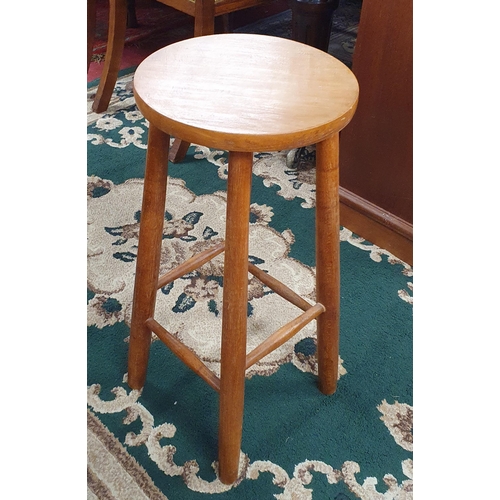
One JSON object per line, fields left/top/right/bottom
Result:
{"left": 338, "top": 0, "right": 413, "bottom": 267}
{"left": 339, "top": 187, "right": 413, "bottom": 266}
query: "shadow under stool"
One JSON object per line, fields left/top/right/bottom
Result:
{"left": 128, "top": 33, "right": 359, "bottom": 485}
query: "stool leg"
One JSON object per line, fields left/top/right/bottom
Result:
{"left": 218, "top": 151, "right": 253, "bottom": 484}
{"left": 315, "top": 133, "right": 340, "bottom": 395}
{"left": 168, "top": 138, "right": 190, "bottom": 163}
{"left": 128, "top": 125, "right": 170, "bottom": 390}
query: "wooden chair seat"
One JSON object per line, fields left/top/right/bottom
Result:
{"left": 160, "top": 0, "right": 267, "bottom": 18}
{"left": 127, "top": 33, "right": 359, "bottom": 485}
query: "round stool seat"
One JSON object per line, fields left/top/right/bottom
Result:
{"left": 133, "top": 33, "right": 359, "bottom": 152}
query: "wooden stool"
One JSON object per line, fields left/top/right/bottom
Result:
{"left": 128, "top": 33, "right": 358, "bottom": 485}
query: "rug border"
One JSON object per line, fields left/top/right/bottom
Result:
{"left": 87, "top": 408, "right": 168, "bottom": 500}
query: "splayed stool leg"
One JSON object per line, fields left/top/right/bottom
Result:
{"left": 128, "top": 125, "right": 170, "bottom": 389}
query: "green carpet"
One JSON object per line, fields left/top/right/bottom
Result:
{"left": 87, "top": 73, "right": 413, "bottom": 499}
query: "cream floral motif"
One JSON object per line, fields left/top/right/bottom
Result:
{"left": 214, "top": 161, "right": 413, "bottom": 302}
{"left": 88, "top": 385, "right": 413, "bottom": 499}
{"left": 377, "top": 400, "right": 413, "bottom": 452}
{"left": 200, "top": 144, "right": 417, "bottom": 313}
{"left": 252, "top": 151, "right": 317, "bottom": 209}
{"left": 193, "top": 146, "right": 229, "bottom": 180}
{"left": 87, "top": 175, "right": 343, "bottom": 378}
{"left": 87, "top": 74, "right": 137, "bottom": 126}
{"left": 194, "top": 148, "right": 317, "bottom": 209}
{"left": 339, "top": 228, "right": 413, "bottom": 304}
{"left": 87, "top": 122, "right": 148, "bottom": 149}
{"left": 88, "top": 76, "right": 412, "bottom": 500}
{"left": 87, "top": 87, "right": 413, "bottom": 305}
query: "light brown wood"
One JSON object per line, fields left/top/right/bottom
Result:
{"left": 146, "top": 318, "right": 221, "bottom": 391}
{"left": 127, "top": 33, "right": 359, "bottom": 486}
{"left": 218, "top": 151, "right": 253, "bottom": 484}
{"left": 315, "top": 133, "right": 340, "bottom": 395}
{"left": 157, "top": 242, "right": 225, "bottom": 289}
{"left": 133, "top": 34, "right": 359, "bottom": 152}
{"left": 92, "top": 0, "right": 128, "bottom": 113}
{"left": 168, "top": 137, "right": 191, "bottom": 163}
{"left": 248, "top": 263, "right": 313, "bottom": 311}
{"left": 127, "top": 125, "right": 171, "bottom": 389}
{"left": 245, "top": 303, "right": 325, "bottom": 369}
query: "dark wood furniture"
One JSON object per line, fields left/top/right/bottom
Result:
{"left": 88, "top": 0, "right": 270, "bottom": 113}
{"left": 290, "top": 0, "right": 339, "bottom": 52}
{"left": 128, "top": 34, "right": 359, "bottom": 484}
{"left": 339, "top": 0, "right": 413, "bottom": 265}
{"left": 87, "top": 0, "right": 97, "bottom": 71}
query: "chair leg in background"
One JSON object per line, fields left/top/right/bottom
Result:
{"left": 194, "top": 0, "right": 216, "bottom": 36}
{"left": 127, "top": 0, "right": 139, "bottom": 27}
{"left": 168, "top": 138, "right": 191, "bottom": 163}
{"left": 87, "top": 0, "right": 97, "bottom": 72}
{"left": 92, "top": 0, "right": 128, "bottom": 113}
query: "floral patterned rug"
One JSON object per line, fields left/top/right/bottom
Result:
{"left": 87, "top": 72, "right": 413, "bottom": 499}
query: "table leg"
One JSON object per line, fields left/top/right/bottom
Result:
{"left": 290, "top": 0, "right": 340, "bottom": 52}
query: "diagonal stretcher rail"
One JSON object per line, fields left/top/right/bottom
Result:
{"left": 157, "top": 242, "right": 225, "bottom": 289}
{"left": 150, "top": 243, "right": 326, "bottom": 386}
{"left": 248, "top": 263, "right": 313, "bottom": 311}
{"left": 245, "top": 303, "right": 325, "bottom": 369}
{"left": 145, "top": 317, "right": 221, "bottom": 392}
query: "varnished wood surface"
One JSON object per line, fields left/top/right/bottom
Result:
{"left": 316, "top": 134, "right": 340, "bottom": 395}
{"left": 157, "top": 242, "right": 225, "bottom": 288}
{"left": 133, "top": 34, "right": 359, "bottom": 152}
{"left": 168, "top": 137, "right": 191, "bottom": 163}
{"left": 218, "top": 151, "right": 253, "bottom": 484}
{"left": 339, "top": 0, "right": 412, "bottom": 262}
{"left": 340, "top": 196, "right": 413, "bottom": 266}
{"left": 127, "top": 33, "right": 359, "bottom": 484}
{"left": 339, "top": 185, "right": 413, "bottom": 266}
{"left": 127, "top": 125, "right": 171, "bottom": 389}
{"left": 248, "top": 262, "right": 313, "bottom": 311}
{"left": 156, "top": 0, "right": 268, "bottom": 20}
